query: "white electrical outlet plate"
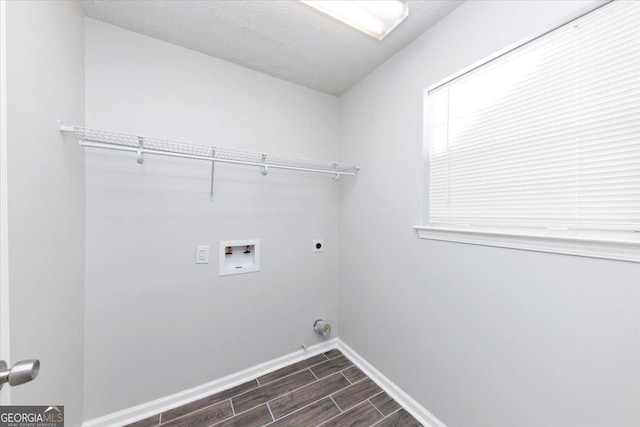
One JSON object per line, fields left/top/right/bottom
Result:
{"left": 196, "top": 245, "right": 209, "bottom": 264}
{"left": 313, "top": 239, "right": 324, "bottom": 252}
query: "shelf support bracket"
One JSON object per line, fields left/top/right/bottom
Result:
{"left": 260, "top": 154, "right": 268, "bottom": 176}
{"left": 332, "top": 163, "right": 340, "bottom": 182}
{"left": 210, "top": 149, "right": 216, "bottom": 202}
{"left": 58, "top": 120, "right": 74, "bottom": 133}
{"left": 137, "top": 137, "right": 144, "bottom": 164}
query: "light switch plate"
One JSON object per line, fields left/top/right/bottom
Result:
{"left": 196, "top": 245, "right": 209, "bottom": 264}
{"left": 313, "top": 239, "right": 324, "bottom": 252}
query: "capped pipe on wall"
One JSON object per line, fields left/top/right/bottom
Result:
{"left": 314, "top": 319, "right": 331, "bottom": 337}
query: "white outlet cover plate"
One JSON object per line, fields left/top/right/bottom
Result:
{"left": 196, "top": 245, "right": 209, "bottom": 264}
{"left": 313, "top": 239, "right": 324, "bottom": 252}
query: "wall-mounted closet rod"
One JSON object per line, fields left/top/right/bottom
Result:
{"left": 78, "top": 140, "right": 358, "bottom": 176}
{"left": 59, "top": 123, "right": 360, "bottom": 200}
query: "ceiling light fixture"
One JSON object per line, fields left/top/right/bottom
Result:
{"left": 300, "top": 1, "right": 409, "bottom": 41}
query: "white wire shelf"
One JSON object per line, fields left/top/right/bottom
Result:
{"left": 59, "top": 123, "right": 359, "bottom": 200}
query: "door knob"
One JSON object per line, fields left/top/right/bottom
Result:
{"left": 0, "top": 359, "right": 40, "bottom": 390}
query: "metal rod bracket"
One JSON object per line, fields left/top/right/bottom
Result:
{"left": 260, "top": 154, "right": 268, "bottom": 176}
{"left": 58, "top": 120, "right": 75, "bottom": 132}
{"left": 210, "top": 149, "right": 216, "bottom": 202}
{"left": 137, "top": 137, "right": 144, "bottom": 164}
{"left": 331, "top": 163, "right": 341, "bottom": 181}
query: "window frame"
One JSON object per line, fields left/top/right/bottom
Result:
{"left": 416, "top": 1, "right": 640, "bottom": 263}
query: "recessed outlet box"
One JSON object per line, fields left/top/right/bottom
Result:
{"left": 313, "top": 239, "right": 324, "bottom": 252}
{"left": 219, "top": 239, "right": 260, "bottom": 276}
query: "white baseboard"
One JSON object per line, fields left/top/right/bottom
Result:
{"left": 83, "top": 338, "right": 446, "bottom": 427}
{"left": 83, "top": 339, "right": 339, "bottom": 427}
{"left": 335, "top": 340, "right": 446, "bottom": 427}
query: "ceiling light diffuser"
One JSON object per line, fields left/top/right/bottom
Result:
{"left": 300, "top": 1, "right": 409, "bottom": 41}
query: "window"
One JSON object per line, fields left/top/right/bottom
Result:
{"left": 417, "top": 1, "right": 640, "bottom": 262}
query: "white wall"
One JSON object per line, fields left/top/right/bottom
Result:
{"left": 4, "top": 1, "right": 85, "bottom": 425}
{"left": 84, "top": 19, "right": 341, "bottom": 419}
{"left": 339, "top": 1, "right": 640, "bottom": 427}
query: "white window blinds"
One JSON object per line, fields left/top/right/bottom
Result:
{"left": 426, "top": 0, "right": 640, "bottom": 232}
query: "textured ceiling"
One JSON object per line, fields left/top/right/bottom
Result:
{"left": 79, "top": 0, "right": 462, "bottom": 96}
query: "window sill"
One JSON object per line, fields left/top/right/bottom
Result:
{"left": 414, "top": 225, "right": 640, "bottom": 263}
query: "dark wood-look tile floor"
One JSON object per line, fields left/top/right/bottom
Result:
{"left": 124, "top": 349, "right": 422, "bottom": 427}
